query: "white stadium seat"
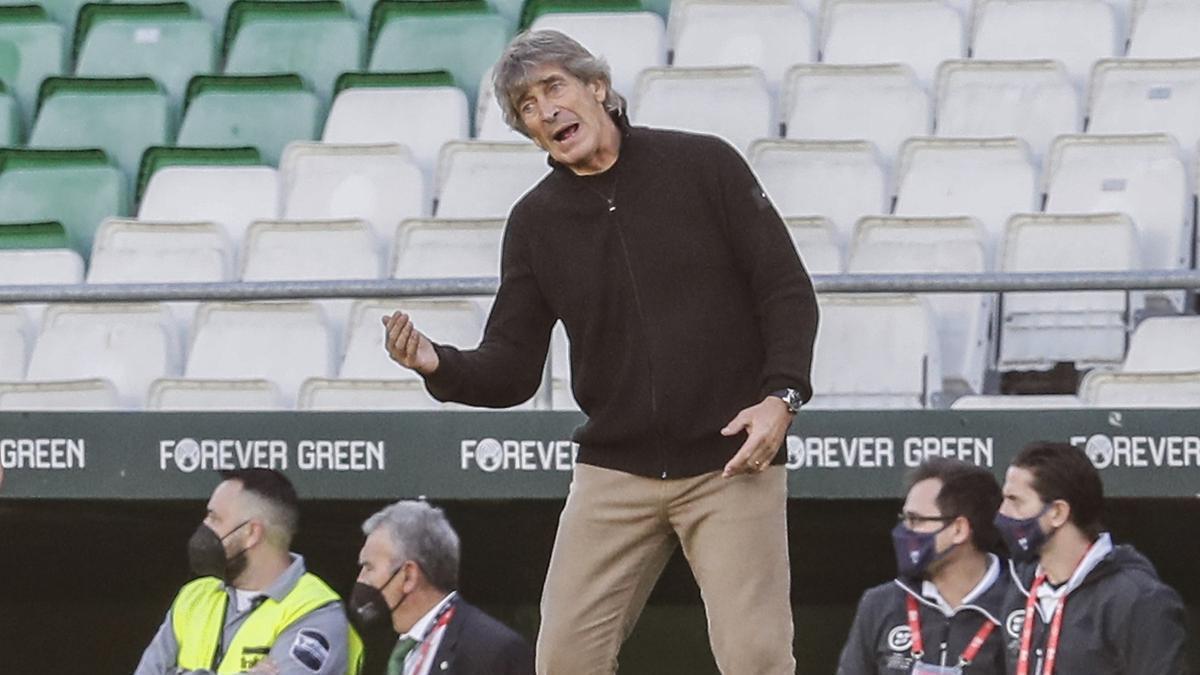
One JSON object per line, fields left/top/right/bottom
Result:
{"left": 1121, "top": 315, "right": 1200, "bottom": 373}
{"left": 0, "top": 379, "right": 120, "bottom": 410}
{"left": 631, "top": 66, "right": 773, "bottom": 153}
{"left": 809, "top": 294, "right": 943, "bottom": 409}
{"left": 784, "top": 217, "right": 843, "bottom": 275}
{"left": 87, "top": 219, "right": 232, "bottom": 283}
{"left": 821, "top": 0, "right": 965, "bottom": 88}
{"left": 671, "top": 0, "right": 814, "bottom": 92}
{"left": 26, "top": 303, "right": 180, "bottom": 408}
{"left": 147, "top": 378, "right": 286, "bottom": 410}
{"left": 138, "top": 166, "right": 281, "bottom": 244}
{"left": 783, "top": 64, "right": 930, "bottom": 164}
{"left": 1127, "top": 1, "right": 1200, "bottom": 59}
{"left": 299, "top": 378, "right": 446, "bottom": 411}
{"left": 972, "top": 0, "right": 1119, "bottom": 90}
{"left": 339, "top": 298, "right": 486, "bottom": 381}
{"left": 850, "top": 216, "right": 991, "bottom": 394}
{"left": 529, "top": 11, "right": 666, "bottom": 96}
{"left": 321, "top": 87, "right": 470, "bottom": 176}
{"left": 893, "top": 137, "right": 1038, "bottom": 247}
{"left": 434, "top": 141, "right": 549, "bottom": 218}
{"left": 241, "top": 220, "right": 382, "bottom": 282}
{"left": 1079, "top": 370, "right": 1200, "bottom": 407}
{"left": 475, "top": 68, "right": 531, "bottom": 142}
{"left": 998, "top": 213, "right": 1138, "bottom": 371}
{"left": 392, "top": 219, "right": 503, "bottom": 279}
{"left": 0, "top": 249, "right": 84, "bottom": 285}
{"left": 951, "top": 394, "right": 1083, "bottom": 409}
{"left": 280, "top": 142, "right": 427, "bottom": 244}
{"left": 0, "top": 307, "right": 30, "bottom": 381}
{"left": 750, "top": 140, "right": 889, "bottom": 240}
{"left": 935, "top": 59, "right": 1081, "bottom": 161}
{"left": 185, "top": 302, "right": 332, "bottom": 406}
{"left": 549, "top": 321, "right": 577, "bottom": 411}
{"left": 1087, "top": 58, "right": 1200, "bottom": 158}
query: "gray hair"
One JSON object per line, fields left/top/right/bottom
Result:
{"left": 493, "top": 29, "right": 626, "bottom": 137}
{"left": 362, "top": 500, "right": 460, "bottom": 591}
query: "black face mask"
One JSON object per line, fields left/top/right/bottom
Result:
{"left": 348, "top": 565, "right": 407, "bottom": 631}
{"left": 994, "top": 504, "right": 1055, "bottom": 563}
{"left": 187, "top": 520, "right": 251, "bottom": 583}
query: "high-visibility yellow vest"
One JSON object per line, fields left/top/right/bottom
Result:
{"left": 171, "top": 573, "right": 364, "bottom": 674}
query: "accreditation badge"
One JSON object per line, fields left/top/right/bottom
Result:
{"left": 911, "top": 663, "right": 963, "bottom": 675}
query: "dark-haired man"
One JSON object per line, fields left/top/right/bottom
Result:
{"left": 135, "top": 469, "right": 363, "bottom": 675}
{"left": 838, "top": 458, "right": 1008, "bottom": 674}
{"left": 995, "top": 442, "right": 1187, "bottom": 675}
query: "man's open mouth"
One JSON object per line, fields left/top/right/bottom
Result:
{"left": 553, "top": 123, "right": 580, "bottom": 143}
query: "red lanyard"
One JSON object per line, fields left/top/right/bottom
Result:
{"left": 904, "top": 595, "right": 997, "bottom": 666}
{"left": 1016, "top": 575, "right": 1066, "bottom": 675}
{"left": 407, "top": 602, "right": 458, "bottom": 675}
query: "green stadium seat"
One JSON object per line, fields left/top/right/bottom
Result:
{"left": 177, "top": 74, "right": 320, "bottom": 164}
{"left": 0, "top": 6, "right": 65, "bottom": 127}
{"left": 136, "top": 144, "right": 261, "bottom": 204}
{"left": 74, "top": 3, "right": 217, "bottom": 108}
{"left": 29, "top": 76, "right": 172, "bottom": 179}
{"left": 224, "top": 0, "right": 362, "bottom": 101}
{"left": 368, "top": 0, "right": 509, "bottom": 105}
{"left": 0, "top": 149, "right": 128, "bottom": 255}
{"left": 0, "top": 79, "right": 18, "bottom": 144}
{"left": 0, "top": 221, "right": 69, "bottom": 249}
{"left": 518, "top": 0, "right": 638, "bottom": 29}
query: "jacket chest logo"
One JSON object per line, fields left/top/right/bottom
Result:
{"left": 886, "top": 624, "right": 913, "bottom": 652}
{"left": 1006, "top": 609, "right": 1026, "bottom": 639}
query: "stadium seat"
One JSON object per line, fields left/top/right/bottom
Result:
{"left": 821, "top": 0, "right": 964, "bottom": 88}
{"left": 1043, "top": 134, "right": 1189, "bottom": 281}
{"left": 0, "top": 148, "right": 128, "bottom": 255}
{"left": 950, "top": 394, "right": 1083, "bottom": 409}
{"left": 808, "top": 293, "right": 944, "bottom": 409}
{"left": 749, "top": 140, "right": 888, "bottom": 240}
{"left": 0, "top": 248, "right": 84, "bottom": 284}
{"left": 12, "top": 0, "right": 86, "bottom": 36}
{"left": 474, "top": 68, "right": 529, "bottom": 141}
{"left": 671, "top": 0, "right": 813, "bottom": 93}
{"left": 935, "top": 59, "right": 1080, "bottom": 161}
{"left": 223, "top": 0, "right": 362, "bottom": 102}
{"left": 322, "top": 72, "right": 470, "bottom": 177}
{"left": 0, "top": 379, "right": 120, "bottom": 410}
{"left": 630, "top": 66, "right": 772, "bottom": 153}
{"left": 74, "top": 3, "right": 216, "bottom": 108}
{"left": 1078, "top": 370, "right": 1200, "bottom": 407}
{"left": 784, "top": 217, "right": 842, "bottom": 275}
{"left": 138, "top": 161, "right": 280, "bottom": 244}
{"left": 177, "top": 74, "right": 321, "bottom": 165}
{"left": 29, "top": 77, "right": 171, "bottom": 180}
{"left": 299, "top": 377, "right": 447, "bottom": 410}
{"left": 1088, "top": 58, "right": 1200, "bottom": 158}
{"left": 280, "top": 142, "right": 426, "bottom": 245}
{"left": 972, "top": 0, "right": 1119, "bottom": 89}
{"left": 893, "top": 137, "right": 1038, "bottom": 248}
{"left": 529, "top": 10, "right": 665, "bottom": 96}
{"left": 1127, "top": 0, "right": 1200, "bottom": 59}
{"left": 849, "top": 216, "right": 991, "bottom": 395}
{"left": 997, "top": 213, "right": 1138, "bottom": 371}
{"left": 241, "top": 219, "right": 382, "bottom": 281}
{"left": 0, "top": 306, "right": 29, "bottom": 380}
{"left": 434, "top": 141, "right": 548, "bottom": 218}
{"left": 0, "top": 221, "right": 68, "bottom": 249}
{"left": 518, "top": 0, "right": 638, "bottom": 28}
{"left": 783, "top": 64, "right": 930, "bottom": 164}
{"left": 0, "top": 5, "right": 64, "bottom": 127}
{"left": 0, "top": 80, "right": 19, "bottom": 145}
{"left": 549, "top": 320, "right": 576, "bottom": 411}
{"left": 368, "top": 0, "right": 509, "bottom": 105}
{"left": 185, "top": 301, "right": 333, "bottom": 405}
{"left": 392, "top": 218, "right": 503, "bottom": 278}
{"left": 1121, "top": 315, "right": 1200, "bottom": 373}
{"left": 339, "top": 298, "right": 485, "bottom": 380}
{"left": 146, "top": 378, "right": 286, "bottom": 410}
{"left": 26, "top": 303, "right": 180, "bottom": 408}
{"left": 87, "top": 219, "right": 232, "bottom": 283}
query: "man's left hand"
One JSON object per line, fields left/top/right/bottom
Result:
{"left": 720, "top": 396, "right": 794, "bottom": 477}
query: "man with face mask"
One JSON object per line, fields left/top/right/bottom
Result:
{"left": 837, "top": 458, "right": 1008, "bottom": 675}
{"left": 134, "top": 469, "right": 363, "bottom": 675}
{"left": 995, "top": 442, "right": 1187, "bottom": 675}
{"left": 349, "top": 500, "right": 533, "bottom": 675}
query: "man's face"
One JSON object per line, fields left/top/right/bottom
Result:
{"left": 901, "top": 478, "right": 963, "bottom": 557}
{"left": 999, "top": 466, "right": 1045, "bottom": 519}
{"left": 517, "top": 64, "right": 611, "bottom": 171}
{"left": 357, "top": 527, "right": 408, "bottom": 607}
{"left": 205, "top": 479, "right": 251, "bottom": 555}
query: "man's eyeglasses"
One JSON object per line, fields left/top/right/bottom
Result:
{"left": 897, "top": 511, "right": 958, "bottom": 530}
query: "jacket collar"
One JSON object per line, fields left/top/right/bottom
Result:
{"left": 893, "top": 554, "right": 1006, "bottom": 625}
{"left": 222, "top": 552, "right": 305, "bottom": 603}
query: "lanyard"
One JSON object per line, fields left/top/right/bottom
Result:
{"left": 905, "top": 595, "right": 996, "bottom": 667}
{"left": 1016, "top": 575, "right": 1066, "bottom": 675}
{"left": 406, "top": 600, "right": 458, "bottom": 675}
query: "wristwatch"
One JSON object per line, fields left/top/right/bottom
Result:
{"left": 770, "top": 388, "right": 803, "bottom": 414}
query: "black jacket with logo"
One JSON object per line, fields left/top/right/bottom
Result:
{"left": 837, "top": 566, "right": 1010, "bottom": 675}
{"left": 1001, "top": 545, "right": 1188, "bottom": 675}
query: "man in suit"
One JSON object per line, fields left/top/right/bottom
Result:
{"left": 348, "top": 500, "right": 534, "bottom": 675}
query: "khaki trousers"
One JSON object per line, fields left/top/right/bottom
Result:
{"left": 536, "top": 463, "right": 795, "bottom": 675}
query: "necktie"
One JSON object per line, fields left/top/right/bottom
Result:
{"left": 387, "top": 637, "right": 419, "bottom": 675}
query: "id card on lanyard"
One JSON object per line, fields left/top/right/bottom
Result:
{"left": 1016, "top": 575, "right": 1065, "bottom": 675}
{"left": 905, "top": 595, "right": 996, "bottom": 674}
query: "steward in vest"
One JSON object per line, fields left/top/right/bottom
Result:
{"left": 135, "top": 469, "right": 363, "bottom": 675}
{"left": 996, "top": 442, "right": 1187, "bottom": 675}
{"left": 838, "top": 458, "right": 1009, "bottom": 675}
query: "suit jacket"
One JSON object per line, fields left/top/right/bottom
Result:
{"left": 396, "top": 600, "right": 534, "bottom": 675}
